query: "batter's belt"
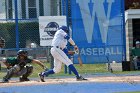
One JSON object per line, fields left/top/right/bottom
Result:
{"left": 52, "top": 46, "right": 63, "bottom": 50}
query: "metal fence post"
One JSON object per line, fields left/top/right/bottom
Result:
{"left": 14, "top": 0, "right": 19, "bottom": 50}
{"left": 122, "top": 0, "right": 126, "bottom": 61}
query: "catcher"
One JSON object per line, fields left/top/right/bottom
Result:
{"left": 2, "top": 50, "right": 46, "bottom": 83}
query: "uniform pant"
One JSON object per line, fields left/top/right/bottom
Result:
{"left": 51, "top": 47, "right": 73, "bottom": 73}
{"left": 3, "top": 65, "right": 33, "bottom": 80}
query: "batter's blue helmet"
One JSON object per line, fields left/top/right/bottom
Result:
{"left": 59, "top": 26, "right": 69, "bottom": 33}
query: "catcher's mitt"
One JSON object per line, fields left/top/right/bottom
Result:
{"left": 0, "top": 37, "right": 5, "bottom": 48}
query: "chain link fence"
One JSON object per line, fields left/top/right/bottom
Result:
{"left": 0, "top": 0, "right": 138, "bottom": 80}
{"left": 0, "top": 0, "right": 59, "bottom": 76}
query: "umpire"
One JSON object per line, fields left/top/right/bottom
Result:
{"left": 2, "top": 50, "right": 46, "bottom": 83}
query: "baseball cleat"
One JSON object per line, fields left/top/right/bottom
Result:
{"left": 76, "top": 75, "right": 87, "bottom": 81}
{"left": 38, "top": 73, "right": 45, "bottom": 82}
{"left": 19, "top": 77, "right": 30, "bottom": 82}
{"left": 2, "top": 78, "right": 9, "bottom": 83}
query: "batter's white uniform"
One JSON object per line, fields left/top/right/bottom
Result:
{"left": 51, "top": 29, "right": 75, "bottom": 73}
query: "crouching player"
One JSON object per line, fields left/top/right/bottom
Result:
{"left": 2, "top": 50, "right": 46, "bottom": 83}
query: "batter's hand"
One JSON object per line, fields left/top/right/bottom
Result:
{"left": 74, "top": 45, "right": 78, "bottom": 51}
{"left": 74, "top": 45, "right": 79, "bottom": 54}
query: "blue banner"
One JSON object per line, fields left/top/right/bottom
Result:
{"left": 71, "top": 0, "right": 125, "bottom": 63}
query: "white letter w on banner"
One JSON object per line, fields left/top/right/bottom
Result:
{"left": 76, "top": 0, "right": 114, "bottom": 43}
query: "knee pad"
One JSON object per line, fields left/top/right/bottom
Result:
{"left": 12, "top": 65, "right": 20, "bottom": 73}
{"left": 26, "top": 65, "right": 33, "bottom": 73}
{"left": 5, "top": 65, "right": 20, "bottom": 78}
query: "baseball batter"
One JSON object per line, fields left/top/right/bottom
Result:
{"left": 39, "top": 26, "right": 87, "bottom": 82}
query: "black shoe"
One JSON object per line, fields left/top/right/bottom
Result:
{"left": 19, "top": 77, "right": 30, "bottom": 82}
{"left": 2, "top": 78, "right": 9, "bottom": 83}
{"left": 76, "top": 75, "right": 87, "bottom": 81}
{"left": 38, "top": 73, "right": 45, "bottom": 82}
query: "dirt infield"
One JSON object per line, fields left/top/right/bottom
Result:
{"left": 1, "top": 76, "right": 140, "bottom": 87}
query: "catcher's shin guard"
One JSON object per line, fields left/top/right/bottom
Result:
{"left": 2, "top": 67, "right": 16, "bottom": 82}
{"left": 20, "top": 65, "right": 33, "bottom": 81}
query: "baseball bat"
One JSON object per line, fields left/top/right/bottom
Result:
{"left": 77, "top": 54, "right": 83, "bottom": 66}
{"left": 68, "top": 50, "right": 83, "bottom": 66}
{"left": 75, "top": 50, "right": 83, "bottom": 66}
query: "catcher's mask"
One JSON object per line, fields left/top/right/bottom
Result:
{"left": 17, "top": 50, "right": 28, "bottom": 59}
{"left": 59, "top": 26, "right": 69, "bottom": 33}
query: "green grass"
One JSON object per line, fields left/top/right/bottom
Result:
{"left": 1, "top": 63, "right": 140, "bottom": 79}
{"left": 0, "top": 63, "right": 107, "bottom": 78}
{"left": 28, "top": 63, "right": 108, "bottom": 78}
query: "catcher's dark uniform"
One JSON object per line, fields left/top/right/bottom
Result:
{"left": 2, "top": 57, "right": 33, "bottom": 82}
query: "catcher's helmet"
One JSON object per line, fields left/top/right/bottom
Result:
{"left": 59, "top": 26, "right": 69, "bottom": 33}
{"left": 17, "top": 50, "right": 28, "bottom": 56}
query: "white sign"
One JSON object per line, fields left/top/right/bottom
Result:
{"left": 39, "top": 16, "right": 66, "bottom": 46}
